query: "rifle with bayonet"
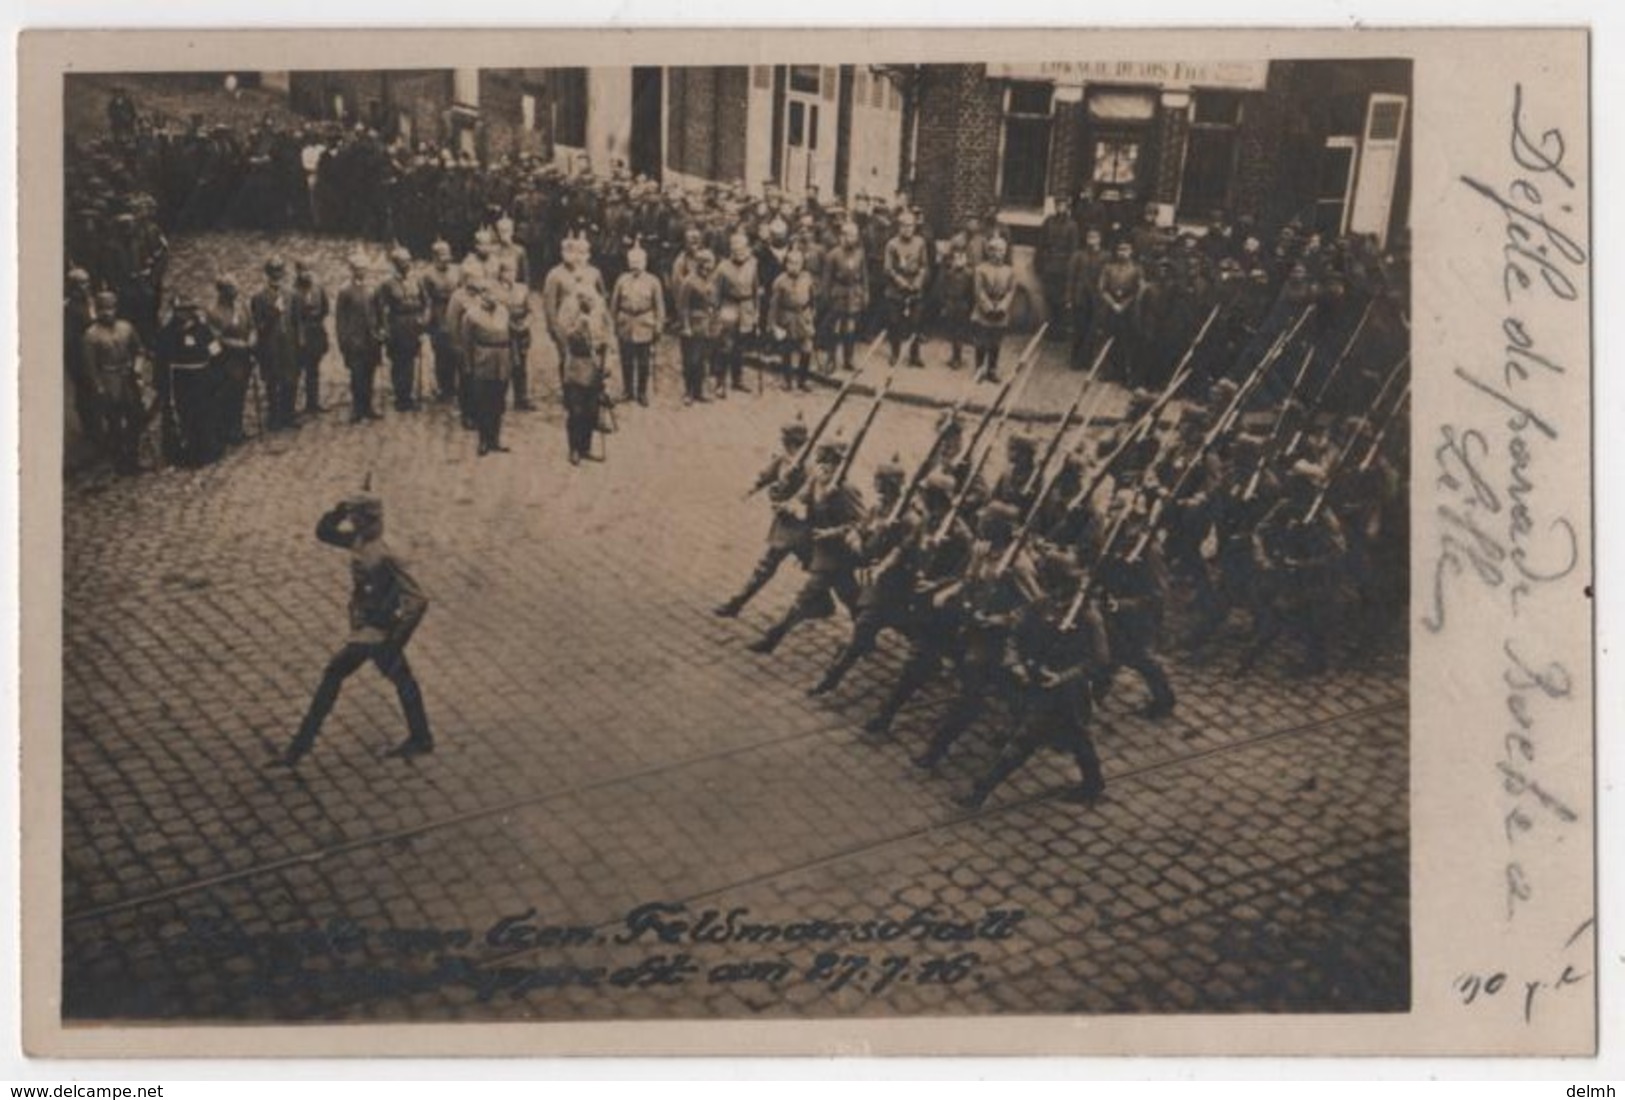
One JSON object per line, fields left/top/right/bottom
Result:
{"left": 833, "top": 373, "right": 895, "bottom": 488}
{"left": 1021, "top": 337, "right": 1112, "bottom": 497}
{"left": 743, "top": 330, "right": 887, "bottom": 500}
{"left": 1284, "top": 298, "right": 1373, "bottom": 457}
{"left": 1304, "top": 353, "right": 1409, "bottom": 523}
{"left": 957, "top": 324, "right": 1048, "bottom": 472}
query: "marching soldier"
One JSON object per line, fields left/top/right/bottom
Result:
{"left": 377, "top": 246, "right": 428, "bottom": 412}
{"left": 913, "top": 501, "right": 1032, "bottom": 770}
{"left": 1240, "top": 461, "right": 1348, "bottom": 677}
{"left": 810, "top": 455, "right": 914, "bottom": 695}
{"left": 1095, "top": 500, "right": 1177, "bottom": 718}
{"left": 989, "top": 431, "right": 1040, "bottom": 513}
{"left": 861, "top": 469, "right": 977, "bottom": 736}
{"left": 715, "top": 417, "right": 812, "bottom": 618}
{"left": 955, "top": 549, "right": 1108, "bottom": 810}
{"left": 278, "top": 489, "right": 432, "bottom": 766}
{"left": 746, "top": 437, "right": 865, "bottom": 655}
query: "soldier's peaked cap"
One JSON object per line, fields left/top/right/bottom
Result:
{"left": 1006, "top": 432, "right": 1037, "bottom": 455}
{"left": 781, "top": 414, "right": 810, "bottom": 439}
{"left": 876, "top": 453, "right": 906, "bottom": 481}
{"left": 922, "top": 470, "right": 957, "bottom": 497}
{"left": 979, "top": 501, "right": 1020, "bottom": 532}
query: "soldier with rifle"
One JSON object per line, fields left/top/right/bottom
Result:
{"left": 1238, "top": 460, "right": 1347, "bottom": 677}
{"left": 746, "top": 433, "right": 868, "bottom": 655}
{"left": 715, "top": 416, "right": 813, "bottom": 618}
{"left": 955, "top": 547, "right": 1109, "bottom": 810}
{"left": 809, "top": 454, "right": 914, "bottom": 696}
{"left": 714, "top": 337, "right": 884, "bottom": 616}
{"left": 1091, "top": 495, "right": 1177, "bottom": 718}
{"left": 912, "top": 500, "right": 1036, "bottom": 770}
{"left": 861, "top": 470, "right": 977, "bottom": 738}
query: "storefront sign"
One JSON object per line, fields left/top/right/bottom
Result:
{"left": 986, "top": 60, "right": 1270, "bottom": 91}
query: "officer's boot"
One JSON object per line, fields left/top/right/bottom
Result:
{"left": 279, "top": 674, "right": 342, "bottom": 766}
{"left": 907, "top": 337, "right": 925, "bottom": 368}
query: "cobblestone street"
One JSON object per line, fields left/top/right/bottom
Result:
{"left": 59, "top": 232, "right": 1410, "bottom": 1024}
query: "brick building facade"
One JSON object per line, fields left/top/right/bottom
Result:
{"left": 911, "top": 59, "right": 1411, "bottom": 249}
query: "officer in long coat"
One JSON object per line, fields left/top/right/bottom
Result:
{"left": 377, "top": 247, "right": 428, "bottom": 411}
{"left": 250, "top": 257, "right": 300, "bottom": 431}
{"left": 768, "top": 248, "right": 819, "bottom": 391}
{"left": 824, "top": 222, "right": 869, "bottom": 371}
{"left": 334, "top": 256, "right": 384, "bottom": 423}
{"left": 461, "top": 278, "right": 514, "bottom": 456}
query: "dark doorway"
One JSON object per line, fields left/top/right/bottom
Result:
{"left": 631, "top": 67, "right": 664, "bottom": 180}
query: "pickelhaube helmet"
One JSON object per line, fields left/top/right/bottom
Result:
{"left": 875, "top": 453, "right": 906, "bottom": 485}
{"left": 781, "top": 413, "right": 810, "bottom": 442}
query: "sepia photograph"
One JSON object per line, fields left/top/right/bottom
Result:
{"left": 15, "top": 25, "right": 1594, "bottom": 1061}
{"left": 52, "top": 51, "right": 1416, "bottom": 1025}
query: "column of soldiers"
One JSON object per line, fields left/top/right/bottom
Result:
{"left": 710, "top": 258, "right": 1409, "bottom": 812}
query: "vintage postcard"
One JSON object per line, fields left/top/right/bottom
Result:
{"left": 15, "top": 27, "right": 1593, "bottom": 1057}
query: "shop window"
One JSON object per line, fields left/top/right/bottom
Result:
{"left": 1092, "top": 137, "right": 1140, "bottom": 186}
{"left": 999, "top": 81, "right": 1053, "bottom": 209}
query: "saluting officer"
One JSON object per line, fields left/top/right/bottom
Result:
{"left": 278, "top": 489, "right": 433, "bottom": 766}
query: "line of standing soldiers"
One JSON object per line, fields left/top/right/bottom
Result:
{"left": 712, "top": 291, "right": 1409, "bottom": 811}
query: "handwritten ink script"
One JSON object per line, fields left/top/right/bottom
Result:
{"left": 152, "top": 902, "right": 1027, "bottom": 1007}
{"left": 1428, "top": 82, "right": 1590, "bottom": 1020}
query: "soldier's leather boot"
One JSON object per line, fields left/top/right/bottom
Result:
{"left": 713, "top": 596, "right": 745, "bottom": 618}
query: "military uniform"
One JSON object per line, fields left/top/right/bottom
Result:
{"left": 767, "top": 266, "right": 818, "bottom": 390}
{"left": 335, "top": 277, "right": 383, "bottom": 422}
{"left": 422, "top": 257, "right": 462, "bottom": 403}
{"left": 282, "top": 496, "right": 432, "bottom": 765}
{"left": 461, "top": 296, "right": 513, "bottom": 456}
{"left": 377, "top": 262, "right": 428, "bottom": 410}
{"left": 715, "top": 430, "right": 811, "bottom": 617}
{"left": 957, "top": 564, "right": 1108, "bottom": 810}
{"left": 675, "top": 263, "right": 719, "bottom": 404}
{"left": 972, "top": 253, "right": 1016, "bottom": 379}
{"left": 824, "top": 242, "right": 868, "bottom": 369}
{"left": 747, "top": 451, "right": 865, "bottom": 655}
{"left": 500, "top": 275, "right": 535, "bottom": 410}
{"left": 713, "top": 251, "right": 760, "bottom": 394}
{"left": 250, "top": 271, "right": 300, "bottom": 430}
{"left": 883, "top": 231, "right": 929, "bottom": 366}
{"left": 292, "top": 273, "right": 331, "bottom": 414}
{"left": 81, "top": 306, "right": 148, "bottom": 474}
{"left": 610, "top": 266, "right": 665, "bottom": 405}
